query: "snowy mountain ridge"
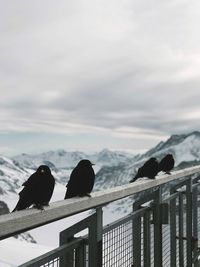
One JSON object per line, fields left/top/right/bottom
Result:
{"left": 95, "top": 131, "right": 200, "bottom": 189}
{"left": 141, "top": 131, "right": 200, "bottom": 165}
{"left": 12, "top": 148, "right": 134, "bottom": 169}
{"left": 1, "top": 131, "right": 200, "bottom": 266}
{"left": 2, "top": 131, "right": 200, "bottom": 201}
{"left": 0, "top": 149, "right": 134, "bottom": 200}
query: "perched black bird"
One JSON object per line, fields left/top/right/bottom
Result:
{"left": 12, "top": 165, "right": 55, "bottom": 212}
{"left": 158, "top": 154, "right": 175, "bottom": 174}
{"left": 130, "top": 157, "right": 159, "bottom": 183}
{"left": 64, "top": 159, "right": 95, "bottom": 199}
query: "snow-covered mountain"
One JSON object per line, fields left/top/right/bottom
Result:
{"left": 95, "top": 131, "right": 200, "bottom": 190}
{"left": 0, "top": 149, "right": 134, "bottom": 198}
{"left": 2, "top": 131, "right": 200, "bottom": 210}
{"left": 1, "top": 131, "right": 200, "bottom": 266}
{"left": 12, "top": 148, "right": 133, "bottom": 169}
{"left": 141, "top": 131, "right": 200, "bottom": 166}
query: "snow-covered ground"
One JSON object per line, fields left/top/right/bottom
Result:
{"left": 0, "top": 238, "right": 53, "bottom": 266}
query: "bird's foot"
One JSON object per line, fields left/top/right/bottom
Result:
{"left": 33, "top": 204, "right": 45, "bottom": 210}
{"left": 130, "top": 176, "right": 137, "bottom": 183}
{"left": 42, "top": 202, "right": 50, "bottom": 206}
{"left": 78, "top": 193, "right": 92, "bottom": 198}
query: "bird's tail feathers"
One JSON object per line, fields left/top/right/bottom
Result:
{"left": 129, "top": 175, "right": 138, "bottom": 183}
{"left": 12, "top": 198, "right": 31, "bottom": 212}
{"left": 158, "top": 165, "right": 162, "bottom": 172}
{"left": 12, "top": 203, "right": 20, "bottom": 212}
{"left": 64, "top": 191, "right": 76, "bottom": 199}
{"left": 12, "top": 207, "right": 17, "bottom": 213}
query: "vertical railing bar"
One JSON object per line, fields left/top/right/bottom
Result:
{"left": 132, "top": 203, "right": 142, "bottom": 267}
{"left": 178, "top": 192, "right": 184, "bottom": 267}
{"left": 122, "top": 223, "right": 124, "bottom": 265}
{"left": 75, "top": 240, "right": 87, "bottom": 267}
{"left": 143, "top": 209, "right": 151, "bottom": 267}
{"left": 193, "top": 186, "right": 198, "bottom": 267}
{"left": 115, "top": 226, "right": 117, "bottom": 264}
{"left": 88, "top": 207, "right": 103, "bottom": 267}
{"left": 186, "top": 179, "right": 193, "bottom": 267}
{"left": 110, "top": 226, "right": 113, "bottom": 265}
{"left": 170, "top": 187, "right": 177, "bottom": 267}
{"left": 153, "top": 187, "right": 163, "bottom": 267}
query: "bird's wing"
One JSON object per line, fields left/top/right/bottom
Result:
{"left": 136, "top": 167, "right": 143, "bottom": 177}
{"left": 50, "top": 175, "right": 55, "bottom": 192}
{"left": 87, "top": 168, "right": 95, "bottom": 192}
{"left": 66, "top": 167, "right": 79, "bottom": 187}
{"left": 43, "top": 174, "right": 55, "bottom": 201}
{"left": 158, "top": 157, "right": 166, "bottom": 170}
{"left": 22, "top": 173, "right": 39, "bottom": 187}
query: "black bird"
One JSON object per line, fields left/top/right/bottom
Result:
{"left": 12, "top": 165, "right": 55, "bottom": 212}
{"left": 158, "top": 154, "right": 175, "bottom": 174}
{"left": 130, "top": 157, "right": 159, "bottom": 183}
{"left": 64, "top": 159, "right": 95, "bottom": 199}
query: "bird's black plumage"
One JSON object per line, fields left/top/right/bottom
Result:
{"left": 158, "top": 154, "right": 175, "bottom": 174}
{"left": 130, "top": 157, "right": 159, "bottom": 183}
{"left": 64, "top": 159, "right": 95, "bottom": 199}
{"left": 12, "top": 165, "right": 55, "bottom": 212}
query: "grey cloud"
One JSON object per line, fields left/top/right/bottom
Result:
{"left": 0, "top": 0, "right": 200, "bottom": 142}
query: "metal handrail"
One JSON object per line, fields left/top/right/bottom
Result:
{"left": 0, "top": 165, "right": 200, "bottom": 241}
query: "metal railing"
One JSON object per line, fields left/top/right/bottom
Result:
{"left": 1, "top": 166, "right": 200, "bottom": 267}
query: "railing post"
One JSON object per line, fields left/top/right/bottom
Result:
{"left": 170, "top": 189, "right": 177, "bottom": 267}
{"left": 132, "top": 202, "right": 142, "bottom": 267}
{"left": 59, "top": 236, "right": 74, "bottom": 267}
{"left": 152, "top": 188, "right": 163, "bottom": 267}
{"left": 88, "top": 207, "right": 103, "bottom": 267}
{"left": 193, "top": 185, "right": 198, "bottom": 267}
{"left": 143, "top": 209, "right": 151, "bottom": 267}
{"left": 186, "top": 179, "right": 193, "bottom": 267}
{"left": 75, "top": 242, "right": 86, "bottom": 267}
{"left": 178, "top": 192, "right": 184, "bottom": 267}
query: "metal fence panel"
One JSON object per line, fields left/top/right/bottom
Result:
{"left": 17, "top": 174, "right": 200, "bottom": 267}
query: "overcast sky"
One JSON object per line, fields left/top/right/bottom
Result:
{"left": 1, "top": 0, "right": 200, "bottom": 155}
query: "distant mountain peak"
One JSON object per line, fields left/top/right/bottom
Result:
{"left": 161, "top": 134, "right": 187, "bottom": 149}
{"left": 139, "top": 130, "right": 200, "bottom": 166}
{"left": 56, "top": 149, "right": 66, "bottom": 154}
{"left": 145, "top": 131, "right": 200, "bottom": 154}
{"left": 189, "top": 130, "right": 200, "bottom": 136}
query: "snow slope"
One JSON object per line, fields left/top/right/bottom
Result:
{"left": 0, "top": 238, "right": 53, "bottom": 267}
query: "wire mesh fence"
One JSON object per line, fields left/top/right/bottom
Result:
{"left": 43, "top": 258, "right": 59, "bottom": 267}
{"left": 162, "top": 224, "right": 171, "bottom": 267}
{"left": 103, "top": 218, "right": 133, "bottom": 266}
